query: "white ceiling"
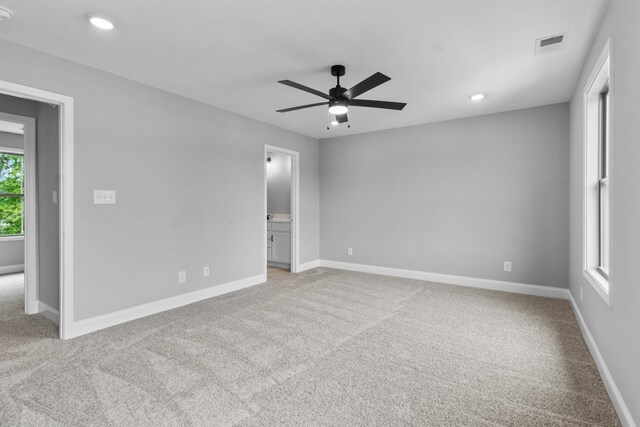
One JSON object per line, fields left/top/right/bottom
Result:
{"left": 0, "top": 0, "right": 608, "bottom": 139}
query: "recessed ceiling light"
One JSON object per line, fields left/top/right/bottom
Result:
{"left": 469, "top": 93, "right": 486, "bottom": 101}
{"left": 88, "top": 15, "right": 115, "bottom": 30}
{"left": 330, "top": 120, "right": 339, "bottom": 126}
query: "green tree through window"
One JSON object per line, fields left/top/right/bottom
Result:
{"left": 0, "top": 151, "right": 24, "bottom": 236}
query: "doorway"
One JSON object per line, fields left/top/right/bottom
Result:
{"left": 0, "top": 114, "right": 38, "bottom": 316}
{"left": 0, "top": 79, "right": 74, "bottom": 339}
{"left": 264, "top": 145, "right": 299, "bottom": 280}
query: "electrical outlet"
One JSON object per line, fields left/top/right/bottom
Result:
{"left": 204, "top": 266, "right": 210, "bottom": 277}
{"left": 580, "top": 286, "right": 583, "bottom": 302}
{"left": 178, "top": 271, "right": 187, "bottom": 284}
{"left": 503, "top": 261, "right": 512, "bottom": 272}
{"left": 94, "top": 190, "right": 116, "bottom": 204}
{"left": 348, "top": 248, "right": 353, "bottom": 256}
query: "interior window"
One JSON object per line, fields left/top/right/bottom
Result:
{"left": 0, "top": 150, "right": 24, "bottom": 236}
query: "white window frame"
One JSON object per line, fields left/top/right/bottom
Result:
{"left": 583, "top": 38, "right": 613, "bottom": 306}
{"left": 0, "top": 146, "right": 25, "bottom": 240}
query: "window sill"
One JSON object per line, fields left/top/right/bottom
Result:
{"left": 0, "top": 235, "right": 24, "bottom": 242}
{"left": 583, "top": 268, "right": 612, "bottom": 307}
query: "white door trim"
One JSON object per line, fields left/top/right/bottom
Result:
{"left": 264, "top": 145, "right": 300, "bottom": 273}
{"left": 0, "top": 79, "right": 74, "bottom": 340}
{"left": 0, "top": 112, "right": 37, "bottom": 314}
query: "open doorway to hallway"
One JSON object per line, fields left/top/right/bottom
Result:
{"left": 0, "top": 93, "right": 60, "bottom": 334}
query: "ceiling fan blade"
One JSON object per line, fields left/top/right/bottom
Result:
{"left": 278, "top": 80, "right": 330, "bottom": 100}
{"left": 343, "top": 72, "right": 391, "bottom": 100}
{"left": 276, "top": 102, "right": 328, "bottom": 113}
{"left": 349, "top": 99, "right": 406, "bottom": 110}
{"left": 336, "top": 113, "right": 348, "bottom": 123}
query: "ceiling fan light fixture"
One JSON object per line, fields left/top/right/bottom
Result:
{"left": 328, "top": 100, "right": 348, "bottom": 115}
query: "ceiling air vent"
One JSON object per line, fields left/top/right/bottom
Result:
{"left": 534, "top": 32, "right": 568, "bottom": 56}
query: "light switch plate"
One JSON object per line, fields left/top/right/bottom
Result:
{"left": 52, "top": 190, "right": 57, "bottom": 205}
{"left": 94, "top": 190, "right": 116, "bottom": 204}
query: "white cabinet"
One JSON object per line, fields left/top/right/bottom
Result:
{"left": 267, "top": 226, "right": 273, "bottom": 261}
{"left": 271, "top": 231, "right": 291, "bottom": 264}
{"left": 267, "top": 221, "right": 290, "bottom": 267}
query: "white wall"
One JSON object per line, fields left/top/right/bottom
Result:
{"left": 0, "top": 39, "right": 320, "bottom": 321}
{"left": 0, "top": 130, "right": 25, "bottom": 269}
{"left": 569, "top": 0, "right": 640, "bottom": 423}
{"left": 321, "top": 104, "right": 570, "bottom": 288}
{"left": 267, "top": 153, "right": 291, "bottom": 214}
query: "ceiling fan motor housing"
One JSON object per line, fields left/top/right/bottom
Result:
{"left": 329, "top": 86, "right": 347, "bottom": 100}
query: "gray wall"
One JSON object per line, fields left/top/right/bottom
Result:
{"left": 569, "top": 0, "right": 640, "bottom": 422}
{"left": 36, "top": 104, "right": 60, "bottom": 308}
{"left": 0, "top": 94, "right": 60, "bottom": 309}
{"left": 0, "top": 39, "right": 320, "bottom": 321}
{"left": 0, "top": 131, "right": 25, "bottom": 268}
{"left": 320, "top": 103, "right": 570, "bottom": 288}
{"left": 0, "top": 239, "right": 23, "bottom": 268}
{"left": 0, "top": 131, "right": 23, "bottom": 149}
{"left": 267, "top": 153, "right": 291, "bottom": 214}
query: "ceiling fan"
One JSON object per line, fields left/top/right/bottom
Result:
{"left": 276, "top": 65, "right": 406, "bottom": 125}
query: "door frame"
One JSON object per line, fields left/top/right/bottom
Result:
{"left": 0, "top": 112, "right": 37, "bottom": 314}
{"left": 0, "top": 79, "right": 74, "bottom": 340}
{"left": 264, "top": 145, "right": 300, "bottom": 274}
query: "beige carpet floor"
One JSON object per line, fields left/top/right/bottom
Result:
{"left": 267, "top": 267, "right": 290, "bottom": 281}
{"left": 0, "top": 269, "right": 619, "bottom": 426}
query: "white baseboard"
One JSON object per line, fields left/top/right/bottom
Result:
{"left": 37, "top": 301, "right": 60, "bottom": 325}
{"left": 0, "top": 264, "right": 24, "bottom": 275}
{"left": 319, "top": 260, "right": 569, "bottom": 300}
{"left": 568, "top": 293, "right": 636, "bottom": 427}
{"left": 268, "top": 261, "right": 290, "bottom": 269}
{"left": 297, "top": 259, "right": 320, "bottom": 272}
{"left": 68, "top": 273, "right": 266, "bottom": 339}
